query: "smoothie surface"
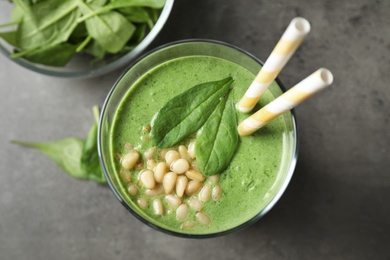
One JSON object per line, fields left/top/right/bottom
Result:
{"left": 110, "top": 55, "right": 290, "bottom": 234}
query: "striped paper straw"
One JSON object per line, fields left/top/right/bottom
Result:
{"left": 237, "top": 17, "right": 311, "bottom": 113}
{"left": 238, "top": 68, "right": 334, "bottom": 136}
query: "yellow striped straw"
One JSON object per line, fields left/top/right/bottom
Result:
{"left": 237, "top": 17, "right": 311, "bottom": 113}
{"left": 238, "top": 68, "right": 334, "bottom": 136}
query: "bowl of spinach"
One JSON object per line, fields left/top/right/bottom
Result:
{"left": 0, "top": 0, "right": 174, "bottom": 78}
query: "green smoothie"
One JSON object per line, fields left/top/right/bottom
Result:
{"left": 109, "top": 54, "right": 293, "bottom": 235}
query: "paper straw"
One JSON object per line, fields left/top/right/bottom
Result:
{"left": 237, "top": 17, "right": 311, "bottom": 113}
{"left": 237, "top": 68, "right": 334, "bottom": 136}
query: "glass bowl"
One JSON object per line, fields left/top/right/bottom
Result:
{"left": 98, "top": 40, "right": 298, "bottom": 238}
{"left": 0, "top": 0, "right": 174, "bottom": 78}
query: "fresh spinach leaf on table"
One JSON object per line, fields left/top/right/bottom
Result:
{"left": 150, "top": 77, "right": 234, "bottom": 149}
{"left": 11, "top": 138, "right": 87, "bottom": 180}
{"left": 11, "top": 106, "right": 106, "bottom": 184}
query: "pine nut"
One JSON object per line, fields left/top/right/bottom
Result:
{"left": 147, "top": 159, "right": 157, "bottom": 170}
{"left": 119, "top": 169, "right": 132, "bottom": 183}
{"left": 154, "top": 162, "right": 168, "bottom": 183}
{"left": 145, "top": 185, "right": 164, "bottom": 197}
{"left": 123, "top": 143, "right": 134, "bottom": 151}
{"left": 165, "top": 150, "right": 181, "bottom": 166}
{"left": 180, "top": 221, "right": 197, "bottom": 229}
{"left": 196, "top": 212, "right": 211, "bottom": 226}
{"left": 121, "top": 150, "right": 140, "bottom": 170}
{"left": 188, "top": 141, "right": 196, "bottom": 159}
{"left": 191, "top": 161, "right": 200, "bottom": 172}
{"left": 185, "top": 169, "right": 205, "bottom": 182}
{"left": 153, "top": 199, "right": 164, "bottom": 216}
{"left": 140, "top": 170, "right": 155, "bottom": 189}
{"left": 175, "top": 175, "right": 188, "bottom": 198}
{"left": 144, "top": 146, "right": 156, "bottom": 160}
{"left": 199, "top": 184, "right": 211, "bottom": 202}
{"left": 127, "top": 183, "right": 138, "bottom": 196}
{"left": 212, "top": 185, "right": 222, "bottom": 201}
{"left": 162, "top": 171, "right": 177, "bottom": 194}
{"left": 137, "top": 197, "right": 148, "bottom": 209}
{"left": 178, "top": 145, "right": 191, "bottom": 160}
{"left": 188, "top": 196, "right": 203, "bottom": 211}
{"left": 185, "top": 180, "right": 203, "bottom": 195}
{"left": 165, "top": 194, "right": 182, "bottom": 207}
{"left": 135, "top": 162, "right": 144, "bottom": 170}
{"left": 170, "top": 158, "right": 190, "bottom": 174}
{"left": 176, "top": 204, "right": 189, "bottom": 220}
{"left": 159, "top": 148, "right": 170, "bottom": 160}
{"left": 115, "top": 152, "right": 122, "bottom": 162}
{"left": 208, "top": 174, "right": 220, "bottom": 183}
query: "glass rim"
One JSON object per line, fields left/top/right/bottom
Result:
{"left": 98, "top": 39, "right": 299, "bottom": 238}
{"left": 0, "top": 0, "right": 174, "bottom": 79}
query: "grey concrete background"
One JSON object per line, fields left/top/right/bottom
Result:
{"left": 1, "top": 0, "right": 389, "bottom": 259}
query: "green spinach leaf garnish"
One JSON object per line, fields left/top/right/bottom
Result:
{"left": 150, "top": 77, "right": 234, "bottom": 149}
{"left": 150, "top": 77, "right": 240, "bottom": 176}
{"left": 196, "top": 96, "right": 239, "bottom": 176}
{"left": 11, "top": 106, "right": 106, "bottom": 184}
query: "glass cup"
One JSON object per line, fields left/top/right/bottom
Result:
{"left": 98, "top": 39, "right": 298, "bottom": 238}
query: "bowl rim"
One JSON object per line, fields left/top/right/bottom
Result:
{"left": 98, "top": 39, "right": 299, "bottom": 238}
{"left": 0, "top": 0, "right": 175, "bottom": 78}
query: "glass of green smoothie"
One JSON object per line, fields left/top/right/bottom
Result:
{"left": 98, "top": 40, "right": 298, "bottom": 238}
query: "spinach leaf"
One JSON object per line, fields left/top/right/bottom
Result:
{"left": 0, "top": 31, "right": 19, "bottom": 48}
{"left": 196, "top": 96, "right": 239, "bottom": 176}
{"left": 110, "top": 0, "right": 166, "bottom": 9}
{"left": 69, "top": 22, "right": 88, "bottom": 43}
{"left": 11, "top": 138, "right": 86, "bottom": 179}
{"left": 0, "top": 0, "right": 165, "bottom": 66}
{"left": 10, "top": 4, "right": 23, "bottom": 24}
{"left": 77, "top": 0, "right": 166, "bottom": 22}
{"left": 84, "top": 40, "right": 106, "bottom": 62}
{"left": 124, "top": 23, "right": 146, "bottom": 49}
{"left": 11, "top": 106, "right": 106, "bottom": 184}
{"left": 121, "top": 7, "right": 154, "bottom": 28}
{"left": 80, "top": 106, "right": 106, "bottom": 183}
{"left": 14, "top": 0, "right": 79, "bottom": 50}
{"left": 13, "top": 42, "right": 77, "bottom": 66}
{"left": 86, "top": 0, "right": 108, "bottom": 7}
{"left": 77, "top": 0, "right": 135, "bottom": 53}
{"left": 150, "top": 77, "right": 234, "bottom": 148}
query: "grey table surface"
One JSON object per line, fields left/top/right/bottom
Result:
{"left": 1, "top": 0, "right": 389, "bottom": 259}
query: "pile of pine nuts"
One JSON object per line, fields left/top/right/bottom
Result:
{"left": 118, "top": 136, "right": 222, "bottom": 230}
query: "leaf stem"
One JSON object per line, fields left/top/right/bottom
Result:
{"left": 92, "top": 105, "right": 100, "bottom": 124}
{"left": 0, "top": 21, "right": 19, "bottom": 29}
{"left": 76, "top": 35, "right": 92, "bottom": 53}
{"left": 77, "top": 6, "right": 115, "bottom": 22}
{"left": 10, "top": 140, "right": 39, "bottom": 148}
{"left": 10, "top": 46, "right": 39, "bottom": 58}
